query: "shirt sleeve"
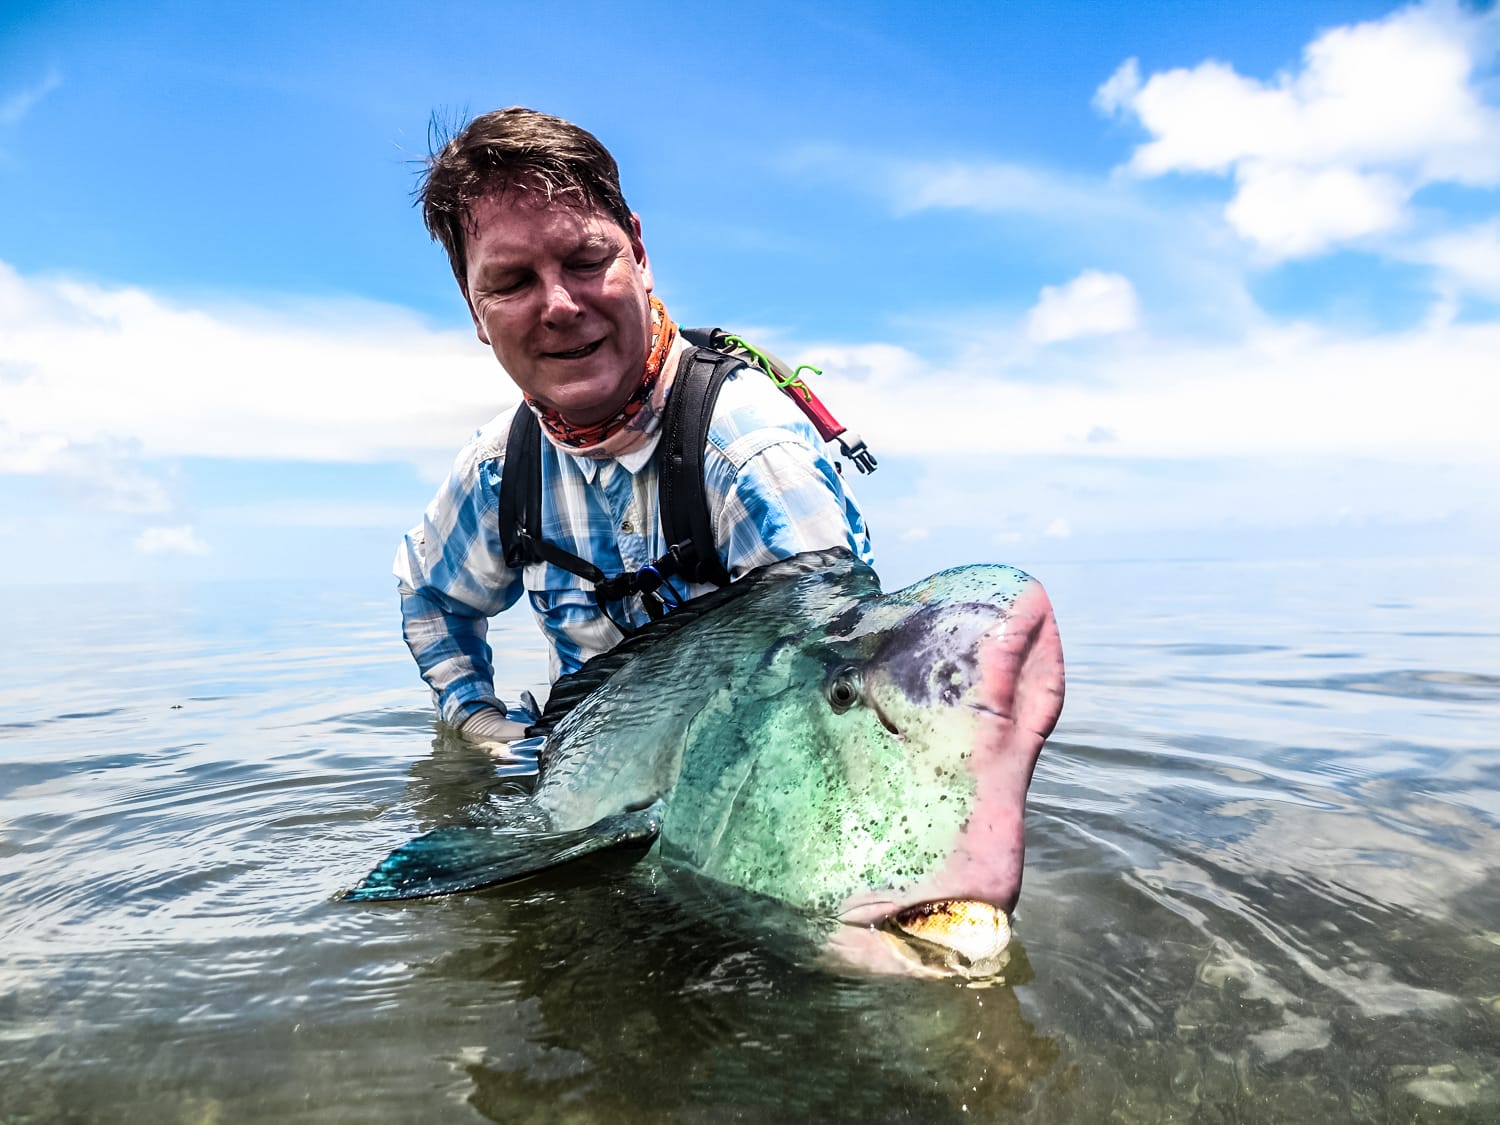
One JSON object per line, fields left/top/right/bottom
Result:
{"left": 709, "top": 425, "right": 875, "bottom": 579}
{"left": 393, "top": 437, "right": 526, "bottom": 726}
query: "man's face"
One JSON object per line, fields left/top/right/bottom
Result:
{"left": 462, "top": 192, "right": 655, "bottom": 426}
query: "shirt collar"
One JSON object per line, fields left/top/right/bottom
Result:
{"left": 570, "top": 427, "right": 663, "bottom": 482}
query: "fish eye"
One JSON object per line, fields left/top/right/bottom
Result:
{"left": 826, "top": 667, "right": 861, "bottom": 713}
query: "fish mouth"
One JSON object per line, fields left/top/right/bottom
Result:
{"left": 869, "top": 694, "right": 903, "bottom": 738}
{"left": 835, "top": 898, "right": 1012, "bottom": 979}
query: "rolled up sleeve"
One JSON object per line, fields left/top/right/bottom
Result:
{"left": 394, "top": 443, "right": 525, "bottom": 726}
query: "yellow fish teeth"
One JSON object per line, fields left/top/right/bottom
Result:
{"left": 892, "top": 899, "right": 1011, "bottom": 964}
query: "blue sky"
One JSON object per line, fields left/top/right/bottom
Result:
{"left": 2, "top": 0, "right": 1497, "bottom": 588}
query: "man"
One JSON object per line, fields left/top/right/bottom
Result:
{"left": 396, "top": 107, "right": 873, "bottom": 752}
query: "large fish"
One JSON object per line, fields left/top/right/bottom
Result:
{"left": 349, "top": 549, "right": 1065, "bottom": 978}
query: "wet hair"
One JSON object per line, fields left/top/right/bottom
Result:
{"left": 419, "top": 107, "right": 633, "bottom": 286}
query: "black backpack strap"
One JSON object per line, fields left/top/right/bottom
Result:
{"left": 499, "top": 404, "right": 622, "bottom": 589}
{"left": 498, "top": 405, "right": 543, "bottom": 570}
{"left": 659, "top": 346, "right": 737, "bottom": 588}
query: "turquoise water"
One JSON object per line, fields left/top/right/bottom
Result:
{"left": 2, "top": 558, "right": 1498, "bottom": 1122}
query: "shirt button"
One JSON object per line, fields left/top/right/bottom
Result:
{"left": 621, "top": 520, "right": 634, "bottom": 534}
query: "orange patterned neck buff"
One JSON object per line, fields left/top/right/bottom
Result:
{"left": 527, "top": 295, "right": 680, "bottom": 459}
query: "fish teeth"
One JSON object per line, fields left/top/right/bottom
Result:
{"left": 890, "top": 899, "right": 1011, "bottom": 965}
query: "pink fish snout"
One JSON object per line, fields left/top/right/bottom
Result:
{"left": 952, "top": 579, "right": 1065, "bottom": 914}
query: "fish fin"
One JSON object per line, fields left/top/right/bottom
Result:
{"left": 343, "top": 801, "right": 663, "bottom": 903}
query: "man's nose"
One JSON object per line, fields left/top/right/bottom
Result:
{"left": 540, "top": 280, "right": 582, "bottom": 324}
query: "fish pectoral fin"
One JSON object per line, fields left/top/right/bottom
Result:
{"left": 342, "top": 801, "right": 664, "bottom": 903}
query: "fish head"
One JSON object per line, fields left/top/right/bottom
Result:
{"left": 659, "top": 562, "right": 1065, "bottom": 978}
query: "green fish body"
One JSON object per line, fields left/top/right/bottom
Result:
{"left": 350, "top": 549, "right": 1065, "bottom": 976}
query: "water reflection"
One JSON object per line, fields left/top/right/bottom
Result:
{"left": 409, "top": 871, "right": 1059, "bottom": 1122}
{"left": 1022, "top": 729, "right": 1500, "bottom": 1122}
{"left": 400, "top": 727, "right": 538, "bottom": 826}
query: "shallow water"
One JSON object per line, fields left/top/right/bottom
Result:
{"left": 2, "top": 558, "right": 1498, "bottom": 1123}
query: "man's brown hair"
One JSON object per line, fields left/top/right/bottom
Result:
{"left": 419, "top": 107, "right": 633, "bottom": 286}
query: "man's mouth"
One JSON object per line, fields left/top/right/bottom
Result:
{"left": 544, "top": 339, "right": 604, "bottom": 360}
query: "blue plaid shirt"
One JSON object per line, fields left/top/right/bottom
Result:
{"left": 395, "top": 363, "right": 874, "bottom": 725}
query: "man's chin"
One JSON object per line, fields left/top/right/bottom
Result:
{"left": 534, "top": 375, "right": 638, "bottom": 427}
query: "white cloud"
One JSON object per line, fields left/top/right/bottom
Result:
{"left": 214, "top": 500, "right": 420, "bottom": 529}
{"left": 0, "top": 67, "right": 62, "bottom": 127}
{"left": 1224, "top": 163, "right": 1410, "bottom": 259}
{"left": 6, "top": 257, "right": 1496, "bottom": 482}
{"left": 1098, "top": 2, "right": 1500, "bottom": 257}
{"left": 1092, "top": 56, "right": 1141, "bottom": 117}
{"left": 894, "top": 160, "right": 1133, "bottom": 222}
{"left": 804, "top": 317, "right": 1500, "bottom": 464}
{"left": 135, "top": 526, "right": 210, "bottom": 556}
{"left": 0, "top": 425, "right": 173, "bottom": 513}
{"left": 1408, "top": 219, "right": 1500, "bottom": 298}
{"left": 1026, "top": 270, "right": 1140, "bottom": 344}
{"left": 0, "top": 261, "right": 513, "bottom": 479}
{"left": 791, "top": 144, "right": 1152, "bottom": 226}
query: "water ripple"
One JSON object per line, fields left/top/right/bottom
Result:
{"left": 3, "top": 565, "right": 1499, "bottom": 1122}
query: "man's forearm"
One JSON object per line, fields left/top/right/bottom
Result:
{"left": 399, "top": 586, "right": 504, "bottom": 725}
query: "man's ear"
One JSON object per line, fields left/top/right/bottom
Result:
{"left": 629, "top": 213, "right": 654, "bottom": 294}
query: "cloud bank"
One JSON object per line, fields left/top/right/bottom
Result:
{"left": 0, "top": 262, "right": 511, "bottom": 482}
{"left": 6, "top": 258, "right": 1493, "bottom": 487}
{"left": 804, "top": 317, "right": 1500, "bottom": 465}
{"left": 1096, "top": 1, "right": 1500, "bottom": 259}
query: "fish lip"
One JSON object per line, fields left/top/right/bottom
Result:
{"left": 836, "top": 897, "right": 1013, "bottom": 978}
{"left": 836, "top": 897, "right": 904, "bottom": 928}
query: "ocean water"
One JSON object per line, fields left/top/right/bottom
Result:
{"left": 2, "top": 557, "right": 1497, "bottom": 1123}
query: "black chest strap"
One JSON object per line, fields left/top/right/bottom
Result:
{"left": 497, "top": 345, "right": 738, "bottom": 628}
{"left": 659, "top": 347, "right": 734, "bottom": 589}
